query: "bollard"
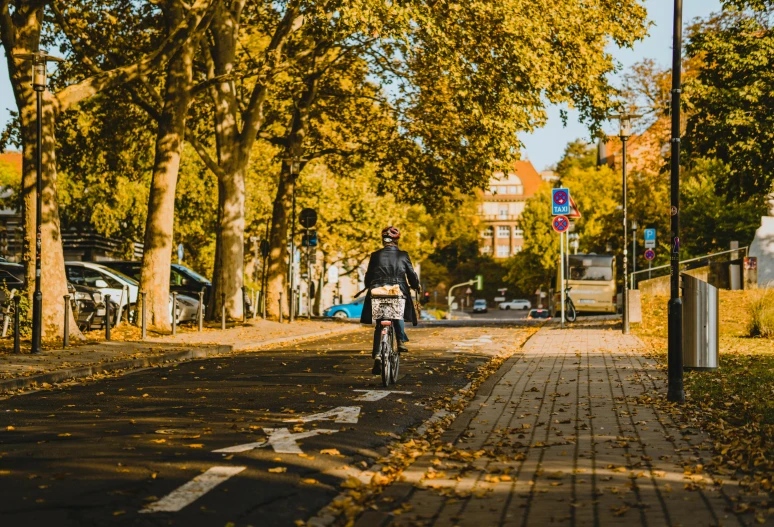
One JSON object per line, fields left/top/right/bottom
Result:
{"left": 105, "top": 294, "right": 112, "bottom": 341}
{"left": 13, "top": 295, "right": 20, "bottom": 354}
{"left": 141, "top": 291, "right": 147, "bottom": 340}
{"left": 279, "top": 291, "right": 283, "bottom": 323}
{"left": 242, "top": 286, "right": 247, "bottom": 322}
{"left": 198, "top": 290, "right": 204, "bottom": 332}
{"left": 63, "top": 295, "right": 71, "bottom": 347}
{"left": 171, "top": 292, "right": 177, "bottom": 336}
{"left": 221, "top": 292, "right": 226, "bottom": 330}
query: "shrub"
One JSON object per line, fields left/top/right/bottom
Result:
{"left": 748, "top": 289, "right": 774, "bottom": 338}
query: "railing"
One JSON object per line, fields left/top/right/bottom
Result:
{"left": 630, "top": 246, "right": 749, "bottom": 285}
{"left": 481, "top": 215, "right": 520, "bottom": 221}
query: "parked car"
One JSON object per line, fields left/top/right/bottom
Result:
{"left": 498, "top": 299, "right": 532, "bottom": 310}
{"left": 323, "top": 297, "right": 365, "bottom": 319}
{"left": 100, "top": 261, "right": 213, "bottom": 305}
{"left": 420, "top": 310, "right": 437, "bottom": 321}
{"left": 527, "top": 308, "right": 551, "bottom": 320}
{"left": 472, "top": 299, "right": 488, "bottom": 313}
{"left": 67, "top": 261, "right": 198, "bottom": 323}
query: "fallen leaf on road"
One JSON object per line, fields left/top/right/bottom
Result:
{"left": 320, "top": 449, "right": 341, "bottom": 456}
{"left": 58, "top": 433, "right": 71, "bottom": 437}
{"left": 185, "top": 444, "right": 204, "bottom": 449}
{"left": 301, "top": 478, "right": 319, "bottom": 485}
{"left": 268, "top": 467, "right": 287, "bottom": 473}
{"left": 6, "top": 426, "right": 14, "bottom": 431}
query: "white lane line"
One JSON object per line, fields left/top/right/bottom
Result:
{"left": 353, "top": 390, "right": 412, "bottom": 402}
{"left": 283, "top": 406, "right": 361, "bottom": 424}
{"left": 140, "top": 466, "right": 245, "bottom": 513}
{"left": 213, "top": 428, "right": 339, "bottom": 454}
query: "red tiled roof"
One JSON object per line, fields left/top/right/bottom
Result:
{"left": 511, "top": 160, "right": 543, "bottom": 198}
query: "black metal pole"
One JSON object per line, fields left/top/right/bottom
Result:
{"left": 242, "top": 285, "right": 247, "bottom": 322}
{"left": 63, "top": 295, "right": 70, "bottom": 347}
{"left": 668, "top": 0, "right": 686, "bottom": 403}
{"left": 171, "top": 292, "right": 177, "bottom": 335}
{"left": 198, "top": 289, "right": 204, "bottom": 331}
{"left": 31, "top": 89, "right": 43, "bottom": 354}
{"left": 13, "top": 295, "right": 21, "bottom": 354}
{"left": 105, "top": 294, "right": 111, "bottom": 341}
{"left": 221, "top": 292, "right": 226, "bottom": 330}
{"left": 141, "top": 291, "right": 147, "bottom": 340}
{"left": 622, "top": 137, "right": 629, "bottom": 335}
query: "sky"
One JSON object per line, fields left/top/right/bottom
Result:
{"left": 0, "top": 1, "right": 724, "bottom": 166}
{"left": 520, "top": 0, "right": 725, "bottom": 171}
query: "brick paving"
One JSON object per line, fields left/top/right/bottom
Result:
{"left": 358, "top": 325, "right": 755, "bottom": 527}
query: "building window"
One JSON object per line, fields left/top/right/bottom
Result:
{"left": 513, "top": 246, "right": 523, "bottom": 254}
{"left": 497, "top": 245, "right": 510, "bottom": 257}
{"left": 513, "top": 229, "right": 524, "bottom": 239}
{"left": 498, "top": 206, "right": 509, "bottom": 219}
{"left": 481, "top": 245, "right": 492, "bottom": 254}
{"left": 497, "top": 226, "right": 510, "bottom": 238}
{"left": 489, "top": 186, "right": 498, "bottom": 195}
{"left": 482, "top": 227, "right": 494, "bottom": 238}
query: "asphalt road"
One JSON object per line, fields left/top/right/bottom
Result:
{"left": 0, "top": 325, "right": 525, "bottom": 527}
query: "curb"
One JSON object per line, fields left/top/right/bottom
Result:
{"left": 0, "top": 325, "right": 360, "bottom": 394}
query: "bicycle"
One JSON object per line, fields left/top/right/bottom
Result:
{"left": 564, "top": 286, "right": 577, "bottom": 323}
{"left": 370, "top": 293, "right": 404, "bottom": 387}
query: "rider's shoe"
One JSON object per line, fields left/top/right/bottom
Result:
{"left": 398, "top": 342, "right": 408, "bottom": 354}
{"left": 372, "top": 359, "right": 381, "bottom": 375}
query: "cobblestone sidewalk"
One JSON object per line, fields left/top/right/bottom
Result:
{"left": 356, "top": 325, "right": 755, "bottom": 527}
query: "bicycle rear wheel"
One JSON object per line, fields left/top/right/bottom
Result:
{"left": 389, "top": 328, "right": 400, "bottom": 384}
{"left": 566, "top": 299, "right": 577, "bottom": 322}
{"left": 380, "top": 328, "right": 392, "bottom": 387}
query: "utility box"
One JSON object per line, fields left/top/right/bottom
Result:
{"left": 681, "top": 274, "right": 719, "bottom": 371}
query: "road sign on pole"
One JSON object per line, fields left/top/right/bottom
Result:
{"left": 552, "top": 188, "right": 571, "bottom": 216}
{"left": 644, "top": 249, "right": 656, "bottom": 261}
{"left": 552, "top": 215, "right": 570, "bottom": 233}
{"left": 644, "top": 228, "right": 656, "bottom": 249}
{"left": 567, "top": 197, "right": 582, "bottom": 218}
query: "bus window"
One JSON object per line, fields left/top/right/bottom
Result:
{"left": 570, "top": 265, "right": 612, "bottom": 281}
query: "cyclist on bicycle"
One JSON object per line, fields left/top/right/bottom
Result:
{"left": 360, "top": 226, "right": 420, "bottom": 374}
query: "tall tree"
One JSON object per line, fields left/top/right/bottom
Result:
{"left": 0, "top": 0, "right": 215, "bottom": 338}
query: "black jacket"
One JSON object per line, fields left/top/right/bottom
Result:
{"left": 360, "top": 245, "right": 420, "bottom": 325}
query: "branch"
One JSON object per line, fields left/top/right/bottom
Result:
{"left": 185, "top": 130, "right": 226, "bottom": 179}
{"left": 56, "top": 0, "right": 219, "bottom": 112}
{"left": 0, "top": 0, "right": 15, "bottom": 52}
{"left": 239, "top": 0, "right": 303, "bottom": 146}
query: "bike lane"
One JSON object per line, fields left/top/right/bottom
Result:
{"left": 0, "top": 326, "right": 527, "bottom": 526}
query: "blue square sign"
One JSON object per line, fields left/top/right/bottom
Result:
{"left": 644, "top": 228, "right": 656, "bottom": 249}
{"left": 552, "top": 188, "right": 571, "bottom": 216}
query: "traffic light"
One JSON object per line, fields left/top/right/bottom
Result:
{"left": 421, "top": 291, "right": 430, "bottom": 305}
{"left": 475, "top": 275, "right": 483, "bottom": 291}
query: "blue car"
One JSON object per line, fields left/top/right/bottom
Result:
{"left": 324, "top": 297, "right": 365, "bottom": 319}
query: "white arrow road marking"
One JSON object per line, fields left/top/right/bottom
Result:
{"left": 453, "top": 336, "right": 494, "bottom": 347}
{"left": 140, "top": 466, "right": 245, "bottom": 513}
{"left": 353, "top": 390, "right": 413, "bottom": 402}
{"left": 283, "top": 406, "right": 361, "bottom": 424}
{"left": 213, "top": 428, "right": 339, "bottom": 454}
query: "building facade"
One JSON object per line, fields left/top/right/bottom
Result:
{"left": 478, "top": 160, "right": 544, "bottom": 259}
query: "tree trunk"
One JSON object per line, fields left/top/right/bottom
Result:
{"left": 212, "top": 162, "right": 246, "bottom": 319}
{"left": 139, "top": 30, "right": 196, "bottom": 331}
{"left": 6, "top": 9, "right": 81, "bottom": 341}
{"left": 265, "top": 167, "right": 293, "bottom": 319}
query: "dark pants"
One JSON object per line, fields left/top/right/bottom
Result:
{"left": 372, "top": 320, "right": 408, "bottom": 358}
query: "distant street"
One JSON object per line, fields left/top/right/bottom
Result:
{"left": 0, "top": 325, "right": 527, "bottom": 526}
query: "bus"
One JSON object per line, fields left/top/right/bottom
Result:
{"left": 557, "top": 254, "right": 618, "bottom": 314}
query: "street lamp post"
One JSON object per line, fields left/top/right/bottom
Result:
{"left": 631, "top": 220, "right": 638, "bottom": 289}
{"left": 668, "top": 0, "right": 686, "bottom": 403}
{"left": 14, "top": 50, "right": 62, "bottom": 354}
{"left": 611, "top": 112, "right": 641, "bottom": 335}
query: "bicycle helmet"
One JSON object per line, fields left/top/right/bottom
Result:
{"left": 381, "top": 226, "right": 401, "bottom": 243}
